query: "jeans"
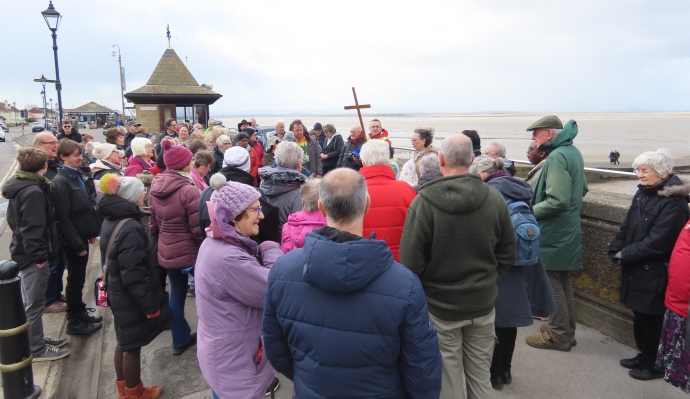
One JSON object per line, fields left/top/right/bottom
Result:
{"left": 45, "top": 250, "right": 65, "bottom": 307}
{"left": 167, "top": 268, "right": 191, "bottom": 348}
{"left": 65, "top": 244, "right": 89, "bottom": 320}
{"left": 547, "top": 270, "right": 576, "bottom": 342}
{"left": 430, "top": 309, "right": 496, "bottom": 399}
{"left": 20, "top": 263, "right": 50, "bottom": 353}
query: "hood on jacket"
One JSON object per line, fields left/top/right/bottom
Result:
{"left": 286, "top": 209, "right": 326, "bottom": 226}
{"left": 259, "top": 166, "right": 306, "bottom": 196}
{"left": 360, "top": 164, "right": 395, "bottom": 180}
{"left": 655, "top": 175, "right": 690, "bottom": 201}
{"left": 90, "top": 159, "right": 119, "bottom": 174}
{"left": 538, "top": 119, "right": 578, "bottom": 154}
{"left": 149, "top": 169, "right": 194, "bottom": 200}
{"left": 418, "top": 173, "right": 490, "bottom": 215}
{"left": 97, "top": 194, "right": 146, "bottom": 220}
{"left": 2, "top": 177, "right": 48, "bottom": 199}
{"left": 206, "top": 201, "right": 258, "bottom": 254}
{"left": 302, "top": 226, "right": 393, "bottom": 294}
{"left": 220, "top": 165, "right": 255, "bottom": 186}
{"left": 486, "top": 176, "right": 533, "bottom": 202}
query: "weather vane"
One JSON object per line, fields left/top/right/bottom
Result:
{"left": 166, "top": 24, "right": 171, "bottom": 46}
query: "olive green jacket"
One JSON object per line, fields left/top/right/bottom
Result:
{"left": 532, "top": 120, "right": 588, "bottom": 271}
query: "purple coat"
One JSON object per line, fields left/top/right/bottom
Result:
{"left": 195, "top": 201, "right": 283, "bottom": 398}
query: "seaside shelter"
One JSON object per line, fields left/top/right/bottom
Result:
{"left": 66, "top": 102, "right": 118, "bottom": 128}
{"left": 124, "top": 46, "right": 221, "bottom": 133}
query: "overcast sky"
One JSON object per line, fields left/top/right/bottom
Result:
{"left": 4, "top": 0, "right": 690, "bottom": 116}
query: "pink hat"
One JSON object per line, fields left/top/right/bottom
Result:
{"left": 209, "top": 173, "right": 261, "bottom": 221}
{"left": 162, "top": 140, "right": 193, "bottom": 170}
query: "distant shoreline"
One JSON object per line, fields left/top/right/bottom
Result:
{"left": 214, "top": 111, "right": 690, "bottom": 119}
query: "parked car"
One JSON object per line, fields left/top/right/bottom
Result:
{"left": 0, "top": 129, "right": 5, "bottom": 142}
{"left": 32, "top": 122, "right": 45, "bottom": 133}
{"left": 0, "top": 123, "right": 9, "bottom": 133}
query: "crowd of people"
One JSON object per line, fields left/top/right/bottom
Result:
{"left": 2, "top": 114, "right": 690, "bottom": 399}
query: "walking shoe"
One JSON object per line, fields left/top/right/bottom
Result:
{"left": 33, "top": 344, "right": 70, "bottom": 362}
{"left": 172, "top": 333, "right": 197, "bottom": 356}
{"left": 66, "top": 319, "right": 102, "bottom": 335}
{"left": 532, "top": 313, "right": 549, "bottom": 321}
{"left": 540, "top": 324, "right": 577, "bottom": 347}
{"left": 629, "top": 367, "right": 664, "bottom": 381}
{"left": 265, "top": 377, "right": 280, "bottom": 397}
{"left": 526, "top": 329, "right": 571, "bottom": 351}
{"left": 620, "top": 355, "right": 642, "bottom": 369}
{"left": 81, "top": 308, "right": 103, "bottom": 323}
{"left": 187, "top": 288, "right": 195, "bottom": 297}
{"left": 45, "top": 302, "right": 67, "bottom": 313}
{"left": 45, "top": 336, "right": 67, "bottom": 348}
{"left": 502, "top": 371, "right": 512, "bottom": 384}
{"left": 125, "top": 381, "right": 163, "bottom": 399}
{"left": 490, "top": 375, "right": 503, "bottom": 390}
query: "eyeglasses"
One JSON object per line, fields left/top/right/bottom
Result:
{"left": 411, "top": 138, "right": 421, "bottom": 143}
{"left": 41, "top": 141, "right": 58, "bottom": 145}
{"left": 250, "top": 206, "right": 262, "bottom": 216}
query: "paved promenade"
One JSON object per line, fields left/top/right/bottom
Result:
{"left": 0, "top": 129, "right": 686, "bottom": 398}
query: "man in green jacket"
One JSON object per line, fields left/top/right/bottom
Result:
{"left": 400, "top": 134, "right": 516, "bottom": 399}
{"left": 525, "top": 116, "right": 588, "bottom": 351}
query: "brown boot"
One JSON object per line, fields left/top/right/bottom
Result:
{"left": 526, "top": 329, "right": 571, "bottom": 351}
{"left": 124, "top": 381, "right": 163, "bottom": 399}
{"left": 115, "top": 380, "right": 127, "bottom": 399}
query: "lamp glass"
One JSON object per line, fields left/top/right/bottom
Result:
{"left": 41, "top": 2, "right": 62, "bottom": 31}
{"left": 110, "top": 47, "right": 116, "bottom": 57}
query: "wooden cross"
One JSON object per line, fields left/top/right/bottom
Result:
{"left": 344, "top": 87, "right": 371, "bottom": 141}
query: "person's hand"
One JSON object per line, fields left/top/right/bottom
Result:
{"left": 316, "top": 174, "right": 323, "bottom": 179}
{"left": 320, "top": 153, "right": 327, "bottom": 160}
{"left": 37, "top": 261, "right": 47, "bottom": 268}
{"left": 88, "top": 238, "right": 97, "bottom": 245}
{"left": 77, "top": 250, "right": 88, "bottom": 256}
{"left": 146, "top": 309, "right": 160, "bottom": 319}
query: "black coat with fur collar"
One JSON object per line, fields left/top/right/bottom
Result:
{"left": 609, "top": 174, "right": 690, "bottom": 315}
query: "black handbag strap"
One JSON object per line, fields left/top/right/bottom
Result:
{"left": 104, "top": 218, "right": 133, "bottom": 275}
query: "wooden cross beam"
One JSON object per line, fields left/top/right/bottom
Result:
{"left": 344, "top": 87, "right": 371, "bottom": 141}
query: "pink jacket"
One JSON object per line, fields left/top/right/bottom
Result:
{"left": 148, "top": 170, "right": 203, "bottom": 268}
{"left": 280, "top": 210, "right": 327, "bottom": 253}
{"left": 195, "top": 201, "right": 282, "bottom": 398}
{"left": 124, "top": 156, "right": 154, "bottom": 177}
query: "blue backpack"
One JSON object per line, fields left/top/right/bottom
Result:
{"left": 505, "top": 197, "right": 540, "bottom": 266}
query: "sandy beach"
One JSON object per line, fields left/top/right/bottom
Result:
{"left": 233, "top": 112, "right": 690, "bottom": 165}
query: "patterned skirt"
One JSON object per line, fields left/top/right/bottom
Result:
{"left": 656, "top": 309, "right": 690, "bottom": 393}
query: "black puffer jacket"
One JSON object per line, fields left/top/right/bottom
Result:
{"left": 609, "top": 175, "right": 690, "bottom": 315}
{"left": 57, "top": 127, "right": 82, "bottom": 143}
{"left": 51, "top": 168, "right": 100, "bottom": 253}
{"left": 212, "top": 147, "right": 224, "bottom": 175}
{"left": 2, "top": 175, "right": 59, "bottom": 267}
{"left": 98, "top": 194, "right": 173, "bottom": 351}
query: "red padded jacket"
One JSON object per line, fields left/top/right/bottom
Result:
{"left": 360, "top": 164, "right": 417, "bottom": 262}
{"left": 666, "top": 218, "right": 690, "bottom": 317}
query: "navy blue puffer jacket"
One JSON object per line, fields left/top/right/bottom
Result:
{"left": 263, "top": 227, "right": 441, "bottom": 399}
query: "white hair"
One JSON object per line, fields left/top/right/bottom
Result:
{"left": 275, "top": 141, "right": 302, "bottom": 169}
{"left": 469, "top": 155, "right": 506, "bottom": 175}
{"left": 275, "top": 119, "right": 284, "bottom": 127}
{"left": 632, "top": 149, "right": 673, "bottom": 176}
{"left": 550, "top": 128, "right": 562, "bottom": 136}
{"left": 419, "top": 153, "right": 440, "bottom": 176}
{"left": 440, "top": 134, "right": 473, "bottom": 168}
{"left": 488, "top": 142, "right": 507, "bottom": 158}
{"left": 360, "top": 140, "right": 390, "bottom": 166}
{"left": 215, "top": 134, "right": 232, "bottom": 146}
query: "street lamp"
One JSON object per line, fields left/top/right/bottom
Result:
{"left": 41, "top": 1, "right": 64, "bottom": 127}
{"left": 40, "top": 89, "right": 47, "bottom": 129}
{"left": 110, "top": 45, "right": 126, "bottom": 122}
{"left": 49, "top": 98, "right": 54, "bottom": 124}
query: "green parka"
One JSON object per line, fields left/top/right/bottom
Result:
{"left": 532, "top": 120, "right": 588, "bottom": 271}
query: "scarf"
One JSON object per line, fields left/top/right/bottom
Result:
{"left": 15, "top": 170, "right": 52, "bottom": 189}
{"left": 348, "top": 134, "right": 364, "bottom": 145}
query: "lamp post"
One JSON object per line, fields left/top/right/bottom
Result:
{"left": 41, "top": 1, "right": 63, "bottom": 127}
{"left": 40, "top": 89, "right": 47, "bottom": 129}
{"left": 110, "top": 45, "right": 126, "bottom": 123}
{"left": 49, "top": 98, "right": 54, "bottom": 128}
{"left": 33, "top": 74, "right": 58, "bottom": 131}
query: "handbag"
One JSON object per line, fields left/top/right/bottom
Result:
{"left": 94, "top": 218, "right": 133, "bottom": 308}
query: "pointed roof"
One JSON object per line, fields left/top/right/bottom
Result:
{"left": 68, "top": 101, "right": 116, "bottom": 114}
{"left": 126, "top": 47, "right": 221, "bottom": 99}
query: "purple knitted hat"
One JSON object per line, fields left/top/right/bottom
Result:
{"left": 209, "top": 174, "right": 261, "bottom": 221}
{"left": 162, "top": 140, "right": 193, "bottom": 170}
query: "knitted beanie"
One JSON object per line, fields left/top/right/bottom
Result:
{"left": 131, "top": 137, "right": 152, "bottom": 157}
{"left": 162, "top": 140, "right": 193, "bottom": 170}
{"left": 209, "top": 174, "right": 261, "bottom": 221}
{"left": 223, "top": 146, "right": 251, "bottom": 172}
{"left": 100, "top": 174, "right": 145, "bottom": 203}
{"left": 92, "top": 143, "right": 117, "bottom": 161}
